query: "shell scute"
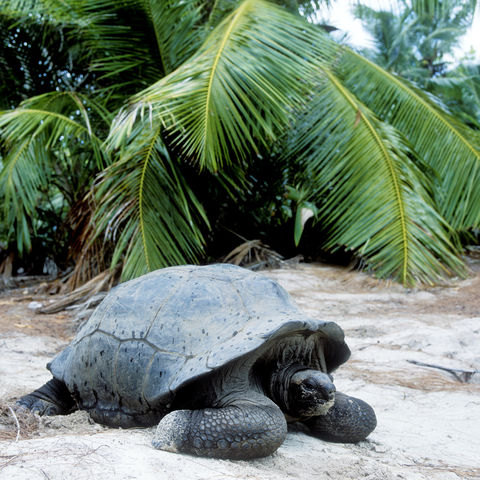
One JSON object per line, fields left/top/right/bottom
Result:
{"left": 145, "top": 272, "right": 248, "bottom": 358}
{"left": 97, "top": 269, "right": 189, "bottom": 341}
{"left": 142, "top": 351, "right": 182, "bottom": 406}
{"left": 114, "top": 339, "right": 156, "bottom": 412}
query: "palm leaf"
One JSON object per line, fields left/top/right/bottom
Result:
{"left": 0, "top": 138, "right": 50, "bottom": 253}
{"left": 1, "top": 0, "right": 193, "bottom": 99}
{"left": 338, "top": 49, "right": 480, "bottom": 231}
{"left": 410, "top": 0, "right": 477, "bottom": 21}
{"left": 206, "top": 0, "right": 241, "bottom": 27}
{"left": 291, "top": 69, "right": 465, "bottom": 285}
{"left": 109, "top": 0, "right": 338, "bottom": 172}
{"left": 0, "top": 91, "right": 110, "bottom": 252}
{"left": 140, "top": 0, "right": 204, "bottom": 75}
{"left": 94, "top": 126, "right": 208, "bottom": 280}
{"left": 0, "top": 91, "right": 109, "bottom": 165}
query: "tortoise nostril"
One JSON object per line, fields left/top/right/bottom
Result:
{"left": 320, "top": 382, "right": 336, "bottom": 401}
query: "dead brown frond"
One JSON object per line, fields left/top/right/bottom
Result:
{"left": 465, "top": 245, "right": 480, "bottom": 259}
{"left": 223, "top": 239, "right": 286, "bottom": 270}
{"left": 0, "top": 402, "right": 40, "bottom": 441}
{"left": 407, "top": 359, "right": 479, "bottom": 383}
{"left": 61, "top": 195, "right": 114, "bottom": 293}
{"left": 404, "top": 460, "right": 480, "bottom": 479}
{"left": 0, "top": 252, "right": 14, "bottom": 278}
{"left": 0, "top": 252, "right": 15, "bottom": 289}
{"left": 37, "top": 267, "right": 120, "bottom": 315}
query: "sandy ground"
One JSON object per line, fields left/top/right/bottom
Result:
{"left": 0, "top": 260, "right": 479, "bottom": 480}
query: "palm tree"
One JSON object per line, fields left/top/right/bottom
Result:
{"left": 1, "top": 0, "right": 479, "bottom": 286}
{"left": 431, "top": 64, "right": 480, "bottom": 129}
{"left": 353, "top": 0, "right": 477, "bottom": 84}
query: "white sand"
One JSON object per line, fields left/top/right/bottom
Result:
{"left": 1, "top": 263, "right": 479, "bottom": 479}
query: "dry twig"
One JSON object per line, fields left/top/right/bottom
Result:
{"left": 0, "top": 402, "right": 40, "bottom": 440}
{"left": 7, "top": 406, "right": 20, "bottom": 442}
{"left": 407, "top": 359, "right": 479, "bottom": 383}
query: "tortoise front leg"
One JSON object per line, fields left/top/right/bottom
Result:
{"left": 303, "top": 392, "right": 376, "bottom": 443}
{"left": 152, "top": 394, "right": 287, "bottom": 459}
{"left": 16, "top": 378, "right": 76, "bottom": 416}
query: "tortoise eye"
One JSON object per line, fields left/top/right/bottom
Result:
{"left": 303, "top": 380, "right": 317, "bottom": 389}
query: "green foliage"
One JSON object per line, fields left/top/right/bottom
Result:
{"left": 109, "top": 0, "right": 337, "bottom": 171}
{"left": 0, "top": 91, "right": 110, "bottom": 258}
{"left": 0, "top": 12, "right": 89, "bottom": 109}
{"left": 338, "top": 50, "right": 480, "bottom": 231}
{"left": 94, "top": 126, "right": 208, "bottom": 280}
{"left": 430, "top": 64, "right": 480, "bottom": 128}
{"left": 1, "top": 0, "right": 479, "bottom": 286}
{"left": 289, "top": 68, "right": 465, "bottom": 284}
{"left": 354, "top": 0, "right": 477, "bottom": 83}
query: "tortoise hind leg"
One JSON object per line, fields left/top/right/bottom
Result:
{"left": 304, "top": 392, "right": 376, "bottom": 443}
{"left": 16, "top": 378, "right": 76, "bottom": 416}
{"left": 152, "top": 393, "right": 287, "bottom": 459}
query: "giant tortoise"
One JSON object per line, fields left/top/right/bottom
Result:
{"left": 17, "top": 264, "right": 376, "bottom": 459}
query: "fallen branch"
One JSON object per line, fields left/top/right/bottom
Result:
{"left": 407, "top": 360, "right": 479, "bottom": 383}
{"left": 37, "top": 268, "right": 118, "bottom": 314}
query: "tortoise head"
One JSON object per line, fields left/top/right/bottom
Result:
{"left": 288, "top": 369, "right": 335, "bottom": 417}
{"left": 267, "top": 364, "right": 336, "bottom": 419}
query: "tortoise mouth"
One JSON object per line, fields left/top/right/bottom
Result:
{"left": 306, "top": 394, "right": 335, "bottom": 416}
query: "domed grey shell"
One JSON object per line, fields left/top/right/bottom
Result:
{"left": 48, "top": 264, "right": 349, "bottom": 417}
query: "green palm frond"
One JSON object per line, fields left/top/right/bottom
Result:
{"left": 410, "top": 0, "right": 477, "bottom": 21}
{"left": 61, "top": 0, "right": 164, "bottom": 95}
{"left": 1, "top": 0, "right": 475, "bottom": 287}
{"left": 0, "top": 138, "right": 49, "bottom": 253}
{"left": 82, "top": 0, "right": 196, "bottom": 90}
{"left": 1, "top": 0, "right": 77, "bottom": 20}
{"left": 94, "top": 127, "right": 208, "bottom": 280}
{"left": 0, "top": 91, "right": 109, "bottom": 165}
{"left": 2, "top": 0, "right": 197, "bottom": 99}
{"left": 109, "top": 0, "right": 338, "bottom": 172}
{"left": 140, "top": 0, "right": 204, "bottom": 75}
{"left": 430, "top": 65, "right": 480, "bottom": 128}
{"left": 0, "top": 91, "right": 111, "bottom": 252}
{"left": 206, "top": 0, "right": 241, "bottom": 27}
{"left": 291, "top": 69, "right": 464, "bottom": 285}
{"left": 338, "top": 49, "right": 480, "bottom": 231}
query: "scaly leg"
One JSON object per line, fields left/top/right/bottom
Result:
{"left": 16, "top": 378, "right": 76, "bottom": 416}
{"left": 152, "top": 394, "right": 287, "bottom": 459}
{"left": 303, "top": 392, "right": 376, "bottom": 443}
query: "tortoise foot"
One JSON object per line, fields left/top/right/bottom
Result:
{"left": 16, "top": 378, "right": 76, "bottom": 416}
{"left": 152, "top": 398, "right": 287, "bottom": 459}
{"left": 304, "top": 392, "right": 376, "bottom": 443}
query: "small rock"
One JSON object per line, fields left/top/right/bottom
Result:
{"left": 27, "top": 301, "right": 43, "bottom": 310}
{"left": 373, "top": 444, "right": 387, "bottom": 453}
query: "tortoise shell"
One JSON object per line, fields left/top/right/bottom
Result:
{"left": 48, "top": 264, "right": 350, "bottom": 425}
